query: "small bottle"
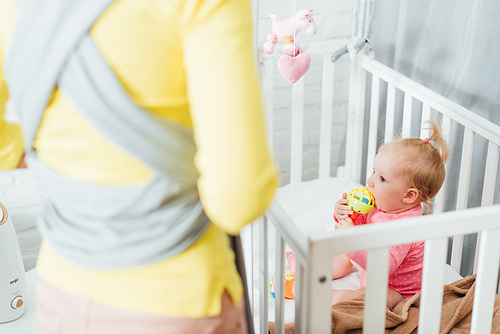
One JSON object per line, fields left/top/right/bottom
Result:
{"left": 0, "top": 202, "right": 26, "bottom": 323}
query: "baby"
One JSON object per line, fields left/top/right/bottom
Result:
{"left": 330, "top": 120, "right": 449, "bottom": 307}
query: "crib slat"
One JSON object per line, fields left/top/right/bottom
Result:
{"left": 363, "top": 247, "right": 390, "bottom": 334}
{"left": 471, "top": 229, "right": 500, "bottom": 334}
{"left": 350, "top": 64, "right": 367, "bottom": 182}
{"left": 481, "top": 142, "right": 500, "bottom": 207}
{"left": 319, "top": 55, "right": 335, "bottom": 178}
{"left": 340, "top": 61, "right": 359, "bottom": 178}
{"left": 290, "top": 78, "right": 305, "bottom": 183}
{"left": 274, "top": 234, "right": 285, "bottom": 334}
{"left": 441, "top": 115, "right": 453, "bottom": 145}
{"left": 342, "top": 61, "right": 366, "bottom": 181}
{"left": 401, "top": 92, "right": 413, "bottom": 138}
{"left": 366, "top": 74, "right": 380, "bottom": 178}
{"left": 474, "top": 233, "right": 482, "bottom": 277}
{"left": 451, "top": 127, "right": 474, "bottom": 273}
{"left": 457, "top": 128, "right": 474, "bottom": 210}
{"left": 420, "top": 103, "right": 432, "bottom": 138}
{"left": 418, "top": 238, "right": 448, "bottom": 334}
{"left": 433, "top": 115, "right": 453, "bottom": 214}
{"left": 263, "top": 57, "right": 274, "bottom": 150}
{"left": 450, "top": 236, "right": 464, "bottom": 276}
{"left": 259, "top": 217, "right": 269, "bottom": 334}
{"left": 242, "top": 223, "right": 255, "bottom": 316}
{"left": 474, "top": 142, "right": 500, "bottom": 274}
{"left": 384, "top": 83, "right": 396, "bottom": 143}
{"left": 306, "top": 238, "right": 332, "bottom": 333}
{"left": 294, "top": 263, "right": 306, "bottom": 334}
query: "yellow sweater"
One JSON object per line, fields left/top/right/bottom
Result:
{"left": 0, "top": 0, "right": 277, "bottom": 317}
{"left": 0, "top": 0, "right": 22, "bottom": 171}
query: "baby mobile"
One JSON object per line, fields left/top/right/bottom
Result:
{"left": 262, "top": 0, "right": 375, "bottom": 85}
{"left": 263, "top": 7, "right": 317, "bottom": 85}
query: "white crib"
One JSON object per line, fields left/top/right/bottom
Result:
{"left": 243, "top": 45, "right": 500, "bottom": 334}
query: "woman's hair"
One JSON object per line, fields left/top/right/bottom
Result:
{"left": 378, "top": 120, "right": 449, "bottom": 213}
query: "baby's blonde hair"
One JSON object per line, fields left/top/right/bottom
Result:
{"left": 378, "top": 120, "right": 449, "bottom": 212}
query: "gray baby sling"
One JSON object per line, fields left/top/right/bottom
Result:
{"left": 4, "top": 0, "right": 211, "bottom": 269}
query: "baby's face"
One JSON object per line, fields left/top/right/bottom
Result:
{"left": 366, "top": 149, "right": 410, "bottom": 214}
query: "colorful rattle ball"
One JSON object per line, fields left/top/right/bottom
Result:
{"left": 346, "top": 186, "right": 375, "bottom": 220}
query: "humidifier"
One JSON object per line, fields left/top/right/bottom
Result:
{"left": 0, "top": 202, "right": 26, "bottom": 323}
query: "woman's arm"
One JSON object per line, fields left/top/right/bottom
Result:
{"left": 0, "top": 51, "right": 24, "bottom": 170}
{"left": 182, "top": 0, "right": 278, "bottom": 235}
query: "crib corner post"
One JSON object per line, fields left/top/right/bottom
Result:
{"left": 344, "top": 60, "right": 358, "bottom": 178}
{"left": 306, "top": 237, "right": 332, "bottom": 333}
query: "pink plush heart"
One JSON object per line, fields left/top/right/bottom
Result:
{"left": 277, "top": 53, "right": 311, "bottom": 84}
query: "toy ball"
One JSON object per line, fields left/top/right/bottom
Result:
{"left": 347, "top": 187, "right": 375, "bottom": 219}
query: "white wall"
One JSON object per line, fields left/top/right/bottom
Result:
{"left": 255, "top": 0, "right": 354, "bottom": 185}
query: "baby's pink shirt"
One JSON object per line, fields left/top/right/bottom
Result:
{"left": 346, "top": 205, "right": 424, "bottom": 298}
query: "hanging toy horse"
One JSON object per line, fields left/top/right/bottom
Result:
{"left": 263, "top": 9, "right": 316, "bottom": 56}
{"left": 263, "top": 10, "right": 316, "bottom": 84}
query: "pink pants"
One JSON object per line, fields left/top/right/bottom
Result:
{"left": 36, "top": 278, "right": 247, "bottom": 334}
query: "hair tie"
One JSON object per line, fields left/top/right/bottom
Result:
{"left": 423, "top": 138, "right": 429, "bottom": 144}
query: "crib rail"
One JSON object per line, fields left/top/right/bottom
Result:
{"left": 261, "top": 202, "right": 500, "bottom": 334}
{"left": 348, "top": 55, "right": 500, "bottom": 277}
{"left": 342, "top": 55, "right": 500, "bottom": 333}
{"left": 307, "top": 203, "right": 500, "bottom": 334}
{"left": 248, "top": 48, "right": 500, "bottom": 334}
{"left": 354, "top": 55, "right": 500, "bottom": 146}
{"left": 345, "top": 55, "right": 500, "bottom": 179}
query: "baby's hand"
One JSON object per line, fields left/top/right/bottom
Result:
{"left": 335, "top": 217, "right": 354, "bottom": 230}
{"left": 334, "top": 192, "right": 353, "bottom": 221}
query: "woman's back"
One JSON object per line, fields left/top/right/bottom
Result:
{"left": 0, "top": 0, "right": 277, "bottom": 323}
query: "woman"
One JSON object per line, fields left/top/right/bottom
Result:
{"left": 0, "top": 0, "right": 277, "bottom": 333}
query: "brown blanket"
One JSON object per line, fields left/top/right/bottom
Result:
{"left": 268, "top": 275, "right": 500, "bottom": 334}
